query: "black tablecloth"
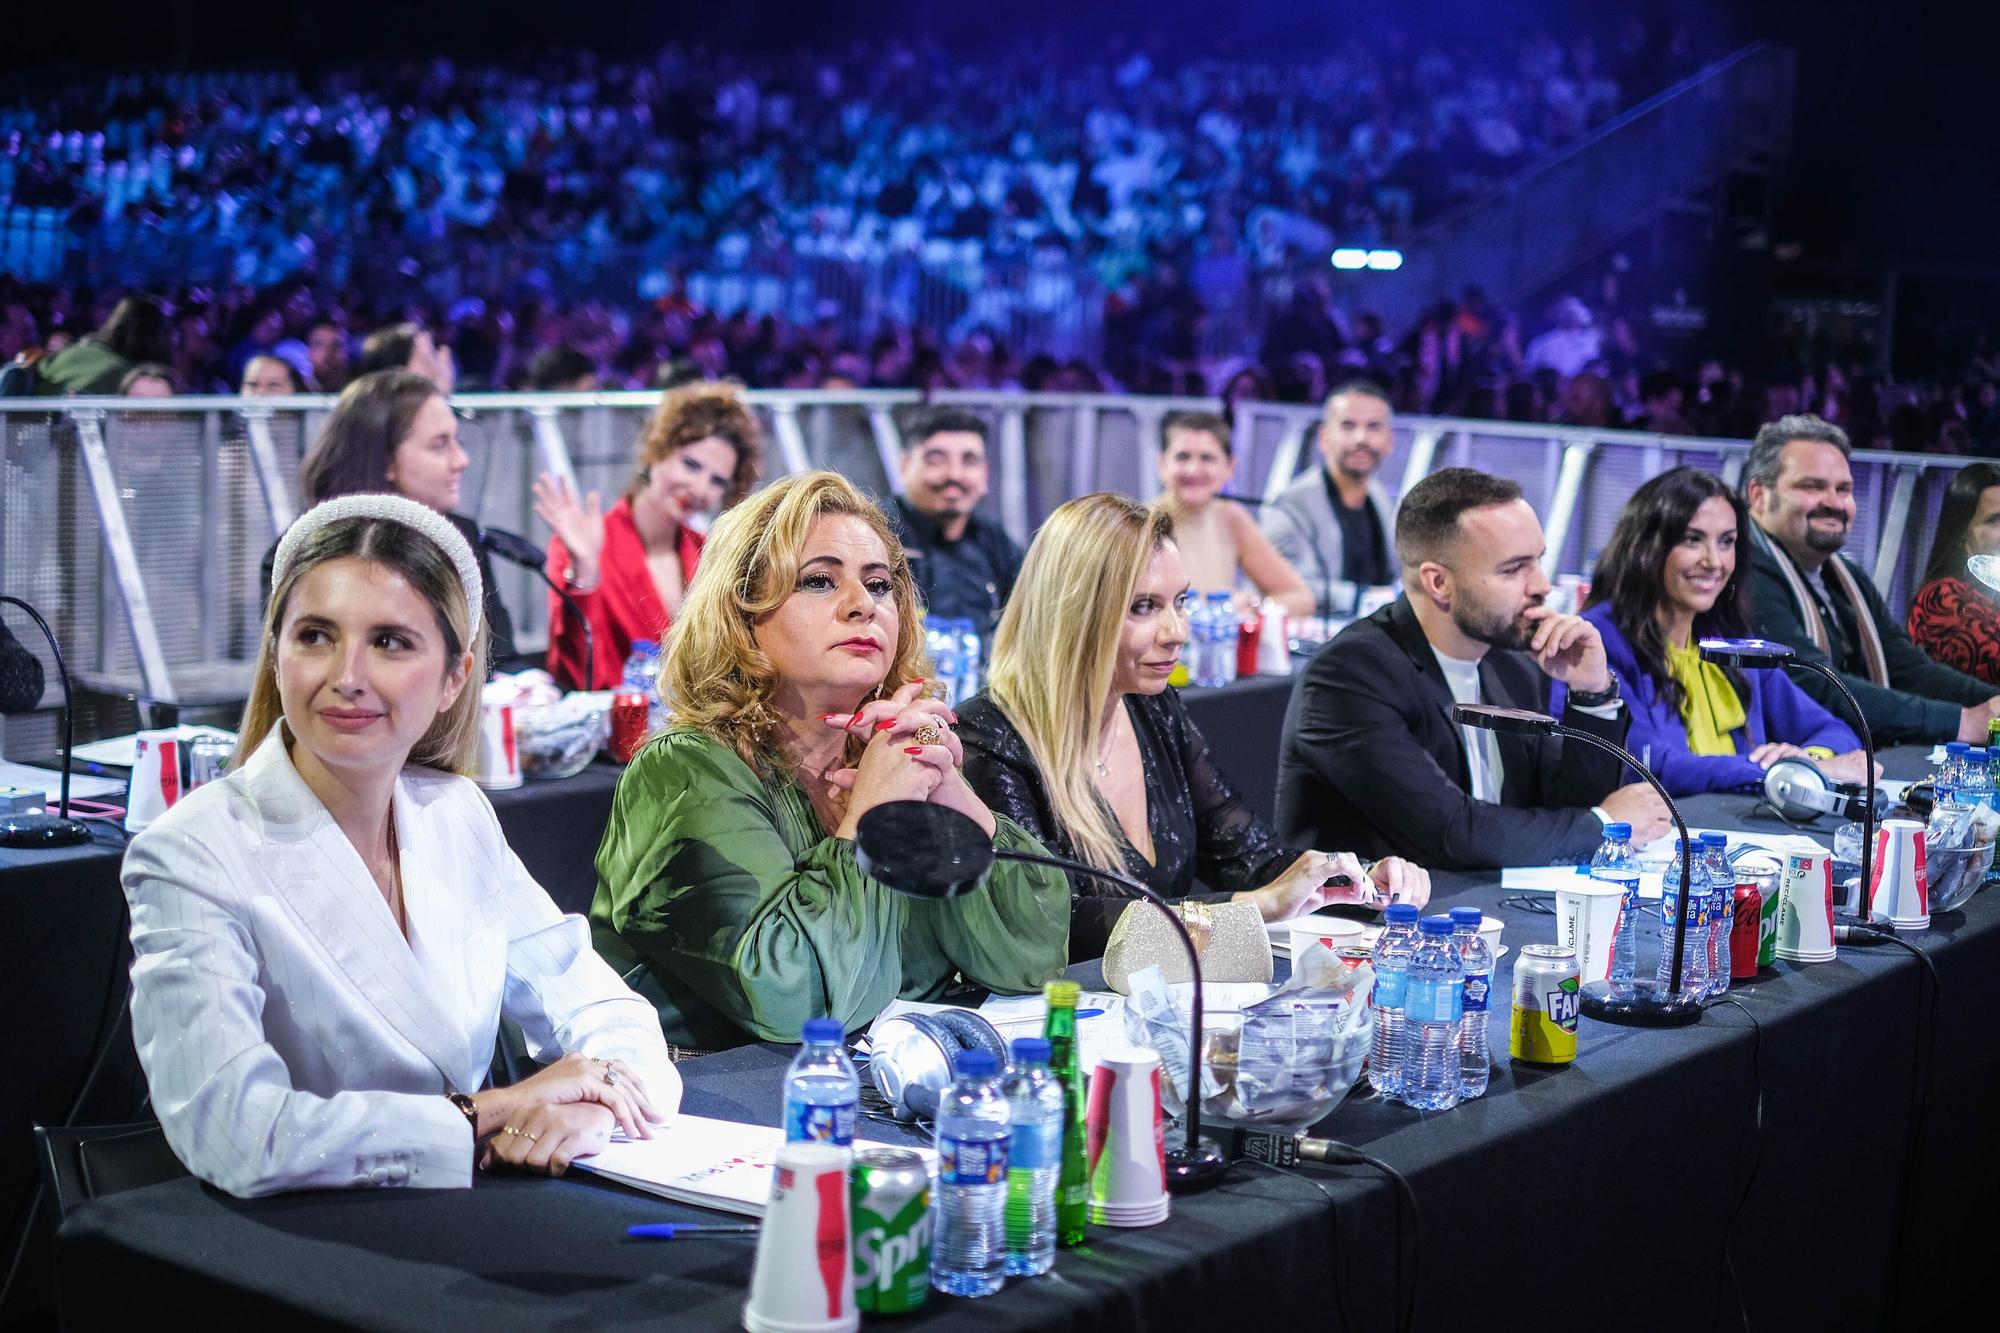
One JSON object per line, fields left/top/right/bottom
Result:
{"left": 44, "top": 747, "right": 2000, "bottom": 1329}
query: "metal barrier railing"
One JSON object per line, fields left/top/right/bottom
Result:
{"left": 0, "top": 391, "right": 1970, "bottom": 756}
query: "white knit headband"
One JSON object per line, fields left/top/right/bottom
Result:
{"left": 272, "top": 494, "right": 483, "bottom": 645}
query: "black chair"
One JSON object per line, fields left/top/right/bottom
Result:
{"left": 33, "top": 1121, "right": 187, "bottom": 1221}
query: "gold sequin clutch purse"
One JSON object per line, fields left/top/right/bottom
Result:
{"left": 1101, "top": 898, "right": 1274, "bottom": 995}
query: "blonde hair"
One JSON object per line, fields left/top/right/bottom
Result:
{"left": 234, "top": 517, "right": 486, "bottom": 774}
{"left": 629, "top": 381, "right": 764, "bottom": 506}
{"left": 660, "top": 471, "right": 929, "bottom": 775}
{"left": 986, "top": 493, "right": 1176, "bottom": 873}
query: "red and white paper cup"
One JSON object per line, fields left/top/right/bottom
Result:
{"left": 1869, "top": 818, "right": 1930, "bottom": 933}
{"left": 475, "top": 701, "right": 522, "bottom": 790}
{"left": 124, "top": 729, "right": 181, "bottom": 832}
{"left": 1556, "top": 879, "right": 1625, "bottom": 983}
{"left": 1777, "top": 843, "right": 1837, "bottom": 963}
{"left": 1085, "top": 1046, "right": 1171, "bottom": 1228}
{"left": 743, "top": 1141, "right": 858, "bottom": 1333}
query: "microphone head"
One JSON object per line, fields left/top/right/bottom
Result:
{"left": 478, "top": 526, "right": 547, "bottom": 568}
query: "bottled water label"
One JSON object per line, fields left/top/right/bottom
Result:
{"left": 1463, "top": 972, "right": 1491, "bottom": 1013}
{"left": 1008, "top": 1121, "right": 1060, "bottom": 1171}
{"left": 785, "top": 1096, "right": 856, "bottom": 1146}
{"left": 1374, "top": 969, "right": 1409, "bottom": 1009}
{"left": 1404, "top": 976, "right": 1464, "bottom": 1024}
{"left": 938, "top": 1134, "right": 1010, "bottom": 1186}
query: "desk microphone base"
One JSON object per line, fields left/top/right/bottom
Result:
{"left": 1581, "top": 978, "right": 1705, "bottom": 1028}
{"left": 0, "top": 813, "right": 92, "bottom": 848}
{"left": 1164, "top": 1141, "right": 1230, "bottom": 1194}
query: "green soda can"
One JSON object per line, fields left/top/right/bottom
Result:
{"left": 851, "top": 1148, "right": 933, "bottom": 1314}
{"left": 1043, "top": 980, "right": 1091, "bottom": 1246}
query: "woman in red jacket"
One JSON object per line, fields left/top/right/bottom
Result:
{"left": 1908, "top": 462, "right": 2000, "bottom": 687}
{"left": 534, "top": 383, "right": 763, "bottom": 690}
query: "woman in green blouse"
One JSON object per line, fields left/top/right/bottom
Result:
{"left": 590, "top": 470, "right": 1069, "bottom": 1052}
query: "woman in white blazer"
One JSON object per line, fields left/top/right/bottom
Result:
{"left": 123, "top": 494, "right": 679, "bottom": 1198}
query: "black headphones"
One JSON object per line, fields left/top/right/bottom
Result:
{"left": 868, "top": 1008, "right": 1008, "bottom": 1120}
{"left": 1762, "top": 756, "right": 1886, "bottom": 824}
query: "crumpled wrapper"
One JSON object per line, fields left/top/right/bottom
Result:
{"left": 1121, "top": 941, "right": 1375, "bottom": 1129}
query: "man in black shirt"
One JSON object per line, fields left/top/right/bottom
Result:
{"left": 886, "top": 408, "right": 1024, "bottom": 634}
{"left": 1262, "top": 379, "right": 1401, "bottom": 615}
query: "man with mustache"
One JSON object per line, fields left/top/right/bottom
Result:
{"left": 1275, "top": 468, "right": 1670, "bottom": 869}
{"left": 886, "top": 408, "right": 1024, "bottom": 635}
{"left": 1263, "top": 380, "right": 1403, "bottom": 616}
{"left": 1745, "top": 414, "right": 2000, "bottom": 744}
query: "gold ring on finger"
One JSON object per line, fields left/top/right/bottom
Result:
{"left": 911, "top": 722, "right": 945, "bottom": 746}
{"left": 603, "top": 1068, "right": 621, "bottom": 1087}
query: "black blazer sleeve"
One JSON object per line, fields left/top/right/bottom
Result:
{"left": 1292, "top": 633, "right": 1611, "bottom": 870}
{"left": 1748, "top": 557, "right": 1964, "bottom": 744}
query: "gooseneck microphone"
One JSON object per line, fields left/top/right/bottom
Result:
{"left": 0, "top": 595, "right": 92, "bottom": 848}
{"left": 478, "top": 526, "right": 597, "bottom": 692}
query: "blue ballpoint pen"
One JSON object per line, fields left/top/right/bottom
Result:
{"left": 627, "top": 1223, "right": 761, "bottom": 1239}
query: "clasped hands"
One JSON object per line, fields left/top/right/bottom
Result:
{"left": 820, "top": 680, "right": 997, "bottom": 838}
{"left": 478, "top": 1051, "right": 666, "bottom": 1177}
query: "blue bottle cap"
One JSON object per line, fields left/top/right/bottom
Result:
{"left": 801, "top": 1017, "right": 843, "bottom": 1044}
{"left": 954, "top": 1049, "right": 999, "bottom": 1078}
{"left": 631, "top": 639, "right": 658, "bottom": 654}
{"left": 1385, "top": 902, "right": 1420, "bottom": 923}
{"left": 1009, "top": 1037, "right": 1052, "bottom": 1064}
{"left": 1701, "top": 832, "right": 1728, "bottom": 848}
{"left": 1449, "top": 906, "right": 1483, "bottom": 927}
{"left": 1947, "top": 742, "right": 1970, "bottom": 754}
{"left": 1603, "top": 822, "right": 1631, "bottom": 840}
{"left": 1419, "top": 915, "right": 1454, "bottom": 936}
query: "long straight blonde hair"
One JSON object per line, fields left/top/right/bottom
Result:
{"left": 234, "top": 517, "right": 486, "bottom": 774}
{"left": 660, "top": 470, "right": 930, "bottom": 776}
{"left": 986, "top": 493, "right": 1176, "bottom": 873}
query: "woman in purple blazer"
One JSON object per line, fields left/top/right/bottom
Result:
{"left": 1555, "top": 467, "right": 1874, "bottom": 797}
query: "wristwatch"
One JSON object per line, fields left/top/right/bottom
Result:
{"left": 446, "top": 1091, "right": 479, "bottom": 1134}
{"left": 1565, "top": 672, "right": 1622, "bottom": 710}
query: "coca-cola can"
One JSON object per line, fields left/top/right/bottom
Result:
{"left": 1731, "top": 882, "right": 1763, "bottom": 980}
{"left": 608, "top": 690, "right": 650, "bottom": 763}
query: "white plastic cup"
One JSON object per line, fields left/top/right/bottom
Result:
{"left": 1555, "top": 880, "right": 1625, "bottom": 982}
{"left": 475, "top": 702, "right": 523, "bottom": 790}
{"left": 1777, "top": 844, "right": 1837, "bottom": 963}
{"left": 124, "top": 729, "right": 181, "bottom": 832}
{"left": 1870, "top": 819, "right": 1931, "bottom": 932}
{"left": 1085, "top": 1046, "right": 1170, "bottom": 1226}
{"left": 742, "top": 1141, "right": 858, "bottom": 1333}
{"left": 1288, "top": 915, "right": 1363, "bottom": 958}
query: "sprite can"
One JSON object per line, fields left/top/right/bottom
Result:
{"left": 1509, "top": 944, "right": 1580, "bottom": 1065}
{"left": 851, "top": 1148, "right": 932, "bottom": 1314}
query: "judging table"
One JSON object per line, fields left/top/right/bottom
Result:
{"left": 0, "top": 676, "right": 1294, "bottom": 1323}
{"left": 33, "top": 745, "right": 2000, "bottom": 1329}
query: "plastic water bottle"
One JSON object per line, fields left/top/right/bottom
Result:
{"left": 1448, "top": 906, "right": 1491, "bottom": 1099}
{"left": 1367, "top": 903, "right": 1421, "bottom": 1099}
{"left": 1402, "top": 916, "right": 1465, "bottom": 1112}
{"left": 1701, "top": 833, "right": 1733, "bottom": 997}
{"left": 620, "top": 638, "right": 668, "bottom": 731}
{"left": 931, "top": 1049, "right": 1011, "bottom": 1298}
{"left": 956, "top": 620, "right": 984, "bottom": 704}
{"left": 1939, "top": 741, "right": 1970, "bottom": 797}
{"left": 1658, "top": 839, "right": 1709, "bottom": 997}
{"left": 1208, "top": 592, "right": 1239, "bottom": 686}
{"left": 999, "top": 1038, "right": 1063, "bottom": 1278}
{"left": 782, "top": 1017, "right": 858, "bottom": 1145}
{"left": 928, "top": 619, "right": 964, "bottom": 708}
{"left": 1591, "top": 822, "right": 1642, "bottom": 987}
{"left": 1966, "top": 748, "right": 1996, "bottom": 813}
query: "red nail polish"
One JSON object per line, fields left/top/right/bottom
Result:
{"left": 874, "top": 719, "right": 896, "bottom": 731}
{"left": 818, "top": 713, "right": 839, "bottom": 722}
{"left": 911, "top": 678, "right": 924, "bottom": 685}
{"left": 904, "top": 746, "right": 925, "bottom": 754}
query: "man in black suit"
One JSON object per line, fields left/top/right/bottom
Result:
{"left": 1276, "top": 468, "right": 1671, "bottom": 869}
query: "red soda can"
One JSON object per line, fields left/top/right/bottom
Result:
{"left": 609, "top": 690, "right": 651, "bottom": 763}
{"left": 1235, "top": 615, "right": 1262, "bottom": 678}
{"left": 1731, "top": 882, "right": 1763, "bottom": 980}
